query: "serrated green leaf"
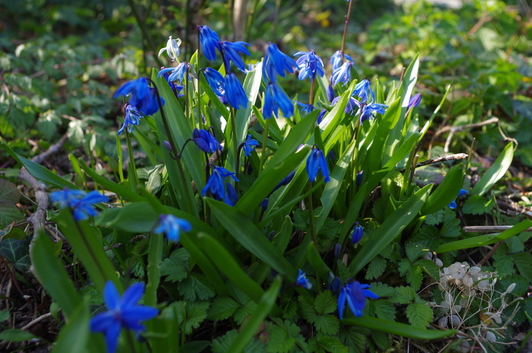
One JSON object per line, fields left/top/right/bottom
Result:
{"left": 316, "top": 336, "right": 348, "bottom": 353}
{"left": 314, "top": 291, "right": 337, "bottom": 315}
{"left": 314, "top": 315, "right": 340, "bottom": 335}
{"left": 368, "top": 283, "right": 396, "bottom": 297}
{"left": 398, "top": 259, "right": 411, "bottom": 277}
{"left": 366, "top": 256, "right": 387, "bottom": 280}
{"left": 299, "top": 295, "right": 318, "bottom": 323}
{"left": 178, "top": 274, "right": 215, "bottom": 301}
{"left": 208, "top": 297, "right": 241, "bottom": 321}
{"left": 160, "top": 248, "right": 189, "bottom": 283}
{"left": 462, "top": 195, "right": 495, "bottom": 215}
{"left": 424, "top": 210, "right": 444, "bottom": 225}
{"left": 406, "top": 303, "right": 433, "bottom": 328}
{"left": 409, "top": 225, "right": 440, "bottom": 251}
{"left": 391, "top": 286, "right": 416, "bottom": 304}
{"left": 512, "top": 252, "right": 532, "bottom": 283}
{"left": 405, "top": 242, "right": 426, "bottom": 262}
{"left": 371, "top": 330, "right": 390, "bottom": 351}
{"left": 493, "top": 253, "right": 515, "bottom": 278}
{"left": 267, "top": 325, "right": 296, "bottom": 353}
{"left": 339, "top": 326, "right": 366, "bottom": 353}
{"left": 414, "top": 259, "right": 440, "bottom": 279}
{"left": 212, "top": 330, "right": 267, "bottom": 353}
{"left": 373, "top": 300, "right": 396, "bottom": 321}
{"left": 234, "top": 300, "right": 258, "bottom": 325}
{"left": 185, "top": 301, "right": 210, "bottom": 334}
{"left": 440, "top": 208, "right": 461, "bottom": 238}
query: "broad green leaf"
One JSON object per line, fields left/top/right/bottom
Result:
{"left": 435, "top": 219, "right": 532, "bottom": 253}
{"left": 373, "top": 300, "right": 396, "bottom": 321}
{"left": 307, "top": 241, "right": 333, "bottom": 281}
{"left": 235, "top": 62, "right": 262, "bottom": 143}
{"left": 0, "top": 329, "right": 36, "bottom": 342}
{"left": 367, "top": 97, "right": 401, "bottom": 172}
{"left": 52, "top": 304, "right": 92, "bottom": 353}
{"left": 348, "top": 185, "right": 431, "bottom": 275}
{"left": 406, "top": 303, "right": 433, "bottom": 328}
{"left": 208, "top": 199, "right": 298, "bottom": 279}
{"left": 462, "top": 195, "right": 495, "bottom": 215}
{"left": 0, "top": 178, "right": 24, "bottom": 228}
{"left": 227, "top": 277, "right": 282, "bottom": 353}
{"left": 314, "top": 291, "right": 338, "bottom": 315}
{"left": 342, "top": 316, "right": 455, "bottom": 339}
{"left": 421, "top": 165, "right": 463, "bottom": 215}
{"left": 208, "top": 297, "right": 241, "bottom": 321}
{"left": 471, "top": 142, "right": 514, "bottom": 196}
{"left": 0, "top": 238, "right": 30, "bottom": 272}
{"left": 145, "top": 230, "right": 163, "bottom": 306}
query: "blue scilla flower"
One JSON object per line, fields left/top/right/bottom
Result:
{"left": 153, "top": 214, "right": 192, "bottom": 242}
{"left": 351, "top": 222, "right": 363, "bottom": 244}
{"left": 330, "top": 50, "right": 354, "bottom": 71}
{"left": 114, "top": 78, "right": 163, "bottom": 116}
{"left": 193, "top": 128, "right": 222, "bottom": 154}
{"left": 306, "top": 147, "right": 331, "bottom": 183}
{"left": 90, "top": 281, "right": 158, "bottom": 353}
{"left": 50, "top": 189, "right": 109, "bottom": 221}
{"left": 219, "top": 41, "right": 251, "bottom": 72}
{"left": 332, "top": 95, "right": 358, "bottom": 114}
{"left": 352, "top": 79, "right": 374, "bottom": 104}
{"left": 202, "top": 166, "right": 239, "bottom": 200}
{"left": 297, "top": 102, "right": 315, "bottom": 114}
{"left": 273, "top": 171, "right": 295, "bottom": 193}
{"left": 158, "top": 62, "right": 195, "bottom": 85}
{"left": 203, "top": 68, "right": 225, "bottom": 98}
{"left": 356, "top": 101, "right": 388, "bottom": 123}
{"left": 118, "top": 104, "right": 143, "bottom": 135}
{"left": 224, "top": 183, "right": 239, "bottom": 206}
{"left": 263, "top": 43, "right": 298, "bottom": 82}
{"left": 158, "top": 36, "right": 181, "bottom": 62}
{"left": 331, "top": 61, "right": 354, "bottom": 86}
{"left": 294, "top": 50, "right": 325, "bottom": 82}
{"left": 356, "top": 170, "right": 364, "bottom": 186}
{"left": 338, "top": 281, "right": 378, "bottom": 319}
{"left": 159, "top": 69, "right": 184, "bottom": 97}
{"left": 448, "top": 189, "right": 467, "bottom": 209}
{"left": 242, "top": 134, "right": 259, "bottom": 156}
{"left": 225, "top": 73, "right": 248, "bottom": 109}
{"left": 408, "top": 93, "right": 422, "bottom": 109}
{"left": 317, "top": 109, "right": 327, "bottom": 125}
{"left": 198, "top": 25, "right": 221, "bottom": 61}
{"left": 295, "top": 269, "right": 312, "bottom": 289}
{"left": 263, "top": 82, "right": 293, "bottom": 119}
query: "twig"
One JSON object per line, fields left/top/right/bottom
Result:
{"left": 20, "top": 312, "right": 52, "bottom": 331}
{"left": 398, "top": 153, "right": 468, "bottom": 173}
{"left": 464, "top": 226, "right": 532, "bottom": 233}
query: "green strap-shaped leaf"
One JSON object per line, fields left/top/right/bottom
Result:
{"left": 421, "top": 165, "right": 464, "bottom": 215}
{"left": 207, "top": 199, "right": 298, "bottom": 279}
{"left": 471, "top": 142, "right": 514, "bottom": 196}
{"left": 348, "top": 185, "right": 431, "bottom": 275}
{"left": 307, "top": 241, "right": 333, "bottom": 280}
{"left": 342, "top": 316, "right": 455, "bottom": 340}
{"left": 2, "top": 142, "right": 77, "bottom": 189}
{"left": 435, "top": 219, "right": 532, "bottom": 253}
{"left": 227, "top": 277, "right": 282, "bottom": 353}
{"left": 235, "top": 61, "right": 263, "bottom": 143}
{"left": 52, "top": 303, "right": 92, "bottom": 353}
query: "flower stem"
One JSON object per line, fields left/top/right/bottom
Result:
{"left": 259, "top": 117, "right": 271, "bottom": 172}
{"left": 125, "top": 329, "right": 139, "bottom": 353}
{"left": 230, "top": 107, "right": 239, "bottom": 172}
{"left": 340, "top": 0, "right": 355, "bottom": 56}
{"left": 309, "top": 79, "right": 315, "bottom": 107}
{"left": 125, "top": 129, "right": 139, "bottom": 190}
{"left": 307, "top": 182, "right": 322, "bottom": 292}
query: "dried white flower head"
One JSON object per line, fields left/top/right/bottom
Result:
{"left": 158, "top": 36, "right": 182, "bottom": 61}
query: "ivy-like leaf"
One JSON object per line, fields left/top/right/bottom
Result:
{"left": 208, "top": 297, "right": 241, "bottom": 321}
{"left": 314, "top": 291, "right": 337, "bottom": 315}
{"left": 0, "top": 179, "right": 24, "bottom": 228}
{"left": 0, "top": 238, "right": 31, "bottom": 272}
{"left": 462, "top": 195, "right": 495, "bottom": 215}
{"left": 365, "top": 256, "right": 386, "bottom": 280}
{"left": 406, "top": 303, "right": 433, "bottom": 328}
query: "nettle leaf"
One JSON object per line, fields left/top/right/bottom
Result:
{"left": 184, "top": 301, "right": 210, "bottom": 334}
{"left": 314, "top": 291, "right": 337, "bottom": 315}
{"left": 0, "top": 238, "right": 31, "bottom": 272}
{"left": 440, "top": 209, "right": 461, "bottom": 238}
{"left": 406, "top": 303, "right": 433, "bottom": 328}
{"left": 424, "top": 210, "right": 444, "bottom": 225}
{"left": 212, "top": 329, "right": 267, "bottom": 353}
{"left": 366, "top": 255, "right": 387, "bottom": 280}
{"left": 512, "top": 252, "right": 532, "bottom": 283}
{"left": 391, "top": 286, "right": 416, "bottom": 304}
{"left": 462, "top": 195, "right": 495, "bottom": 215}
{"left": 160, "top": 248, "right": 190, "bottom": 283}
{"left": 208, "top": 297, "right": 240, "bottom": 321}
{"left": 0, "top": 178, "right": 24, "bottom": 228}
{"left": 368, "top": 282, "right": 396, "bottom": 298}
{"left": 178, "top": 273, "right": 215, "bottom": 301}
{"left": 314, "top": 315, "right": 340, "bottom": 336}
{"left": 373, "top": 300, "right": 396, "bottom": 321}
{"left": 414, "top": 259, "right": 440, "bottom": 279}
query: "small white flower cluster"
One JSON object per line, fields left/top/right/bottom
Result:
{"left": 439, "top": 262, "right": 493, "bottom": 293}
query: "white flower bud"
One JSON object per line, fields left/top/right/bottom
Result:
{"left": 485, "top": 331, "right": 497, "bottom": 342}
{"left": 506, "top": 283, "right": 516, "bottom": 294}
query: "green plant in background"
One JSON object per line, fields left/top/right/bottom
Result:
{"left": 1, "top": 0, "right": 532, "bottom": 352}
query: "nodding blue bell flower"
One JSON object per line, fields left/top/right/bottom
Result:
{"left": 203, "top": 68, "right": 226, "bottom": 99}
{"left": 261, "top": 198, "right": 269, "bottom": 212}
{"left": 118, "top": 104, "right": 143, "bottom": 135}
{"left": 272, "top": 171, "right": 296, "bottom": 193}
{"left": 242, "top": 134, "right": 259, "bottom": 157}
{"left": 448, "top": 189, "right": 467, "bottom": 209}
{"left": 306, "top": 147, "right": 331, "bottom": 183}
{"left": 295, "top": 269, "right": 312, "bottom": 289}
{"left": 334, "top": 243, "right": 342, "bottom": 258}
{"left": 50, "top": 189, "right": 109, "bottom": 222}
{"left": 331, "top": 61, "right": 354, "bottom": 86}
{"left": 332, "top": 95, "right": 358, "bottom": 114}
{"left": 356, "top": 170, "right": 364, "bottom": 186}
{"left": 352, "top": 79, "right": 374, "bottom": 104}
{"left": 202, "top": 166, "right": 239, "bottom": 201}
{"left": 219, "top": 41, "right": 251, "bottom": 73}
{"left": 153, "top": 214, "right": 192, "bottom": 242}
{"left": 224, "top": 183, "right": 239, "bottom": 206}
{"left": 158, "top": 62, "right": 195, "bottom": 85}
{"left": 355, "top": 101, "right": 388, "bottom": 123}
{"left": 158, "top": 36, "right": 182, "bottom": 61}
{"left": 263, "top": 82, "right": 294, "bottom": 119}
{"left": 294, "top": 50, "right": 325, "bottom": 82}
{"left": 193, "top": 128, "right": 222, "bottom": 154}
{"left": 338, "top": 281, "right": 378, "bottom": 319}
{"left": 198, "top": 25, "right": 221, "bottom": 61}
{"left": 114, "top": 77, "right": 163, "bottom": 116}
{"left": 262, "top": 43, "right": 298, "bottom": 82}
{"left": 225, "top": 73, "right": 248, "bottom": 109}
{"left": 326, "top": 84, "right": 335, "bottom": 103}
{"left": 90, "top": 281, "right": 158, "bottom": 353}
{"left": 408, "top": 93, "right": 422, "bottom": 109}
{"left": 351, "top": 222, "right": 363, "bottom": 244}
{"left": 159, "top": 69, "right": 184, "bottom": 97}
{"left": 317, "top": 109, "right": 327, "bottom": 125}
{"left": 330, "top": 50, "right": 354, "bottom": 71}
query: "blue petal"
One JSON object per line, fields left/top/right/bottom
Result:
{"left": 120, "top": 282, "right": 144, "bottom": 309}
{"left": 338, "top": 286, "right": 347, "bottom": 319}
{"left": 104, "top": 320, "right": 121, "bottom": 353}
{"left": 90, "top": 311, "right": 115, "bottom": 333}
